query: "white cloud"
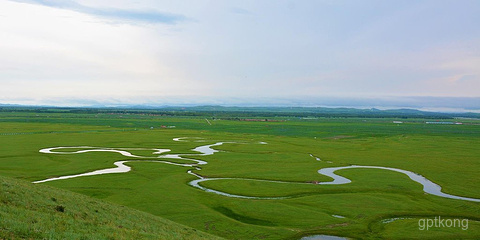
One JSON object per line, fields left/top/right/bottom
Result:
{"left": 10, "top": 0, "right": 187, "bottom": 24}
{"left": 0, "top": 1, "right": 206, "bottom": 101}
{"left": 0, "top": 0, "right": 479, "bottom": 107}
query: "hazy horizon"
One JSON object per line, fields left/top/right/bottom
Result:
{"left": 2, "top": 96, "right": 479, "bottom": 113}
{"left": 1, "top": 0, "right": 479, "bottom": 109}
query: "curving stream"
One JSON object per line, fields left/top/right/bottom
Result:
{"left": 34, "top": 138, "right": 480, "bottom": 202}
{"left": 317, "top": 165, "right": 480, "bottom": 202}
{"left": 33, "top": 142, "right": 223, "bottom": 183}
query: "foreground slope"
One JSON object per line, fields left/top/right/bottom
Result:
{"left": 0, "top": 175, "right": 221, "bottom": 240}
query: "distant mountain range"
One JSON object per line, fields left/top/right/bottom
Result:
{"left": 1, "top": 104, "right": 479, "bottom": 119}
{"left": 1, "top": 96, "right": 478, "bottom": 113}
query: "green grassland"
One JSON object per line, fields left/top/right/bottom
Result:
{"left": 0, "top": 174, "right": 221, "bottom": 240}
{"left": 0, "top": 111, "right": 479, "bottom": 239}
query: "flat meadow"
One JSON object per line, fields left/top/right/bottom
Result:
{"left": 0, "top": 111, "right": 479, "bottom": 239}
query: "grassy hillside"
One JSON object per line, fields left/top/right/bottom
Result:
{"left": 0, "top": 175, "right": 222, "bottom": 240}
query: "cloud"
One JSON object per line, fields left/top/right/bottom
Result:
{"left": 231, "top": 7, "right": 253, "bottom": 15}
{"left": 457, "top": 74, "right": 478, "bottom": 83}
{"left": 10, "top": 0, "right": 187, "bottom": 24}
{"left": 1, "top": 0, "right": 479, "bottom": 108}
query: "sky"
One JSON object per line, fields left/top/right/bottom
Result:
{"left": 1, "top": 0, "right": 479, "bottom": 110}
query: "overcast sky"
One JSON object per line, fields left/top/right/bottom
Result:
{"left": 1, "top": 0, "right": 479, "bottom": 108}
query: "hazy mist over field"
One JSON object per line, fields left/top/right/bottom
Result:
{"left": 1, "top": 0, "right": 479, "bottom": 110}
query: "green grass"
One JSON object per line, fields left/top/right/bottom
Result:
{"left": 0, "top": 175, "right": 221, "bottom": 240}
{"left": 0, "top": 112, "right": 479, "bottom": 239}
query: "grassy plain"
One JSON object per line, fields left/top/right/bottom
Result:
{"left": 0, "top": 111, "right": 479, "bottom": 239}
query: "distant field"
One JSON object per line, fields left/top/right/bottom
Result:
{"left": 0, "top": 111, "right": 479, "bottom": 239}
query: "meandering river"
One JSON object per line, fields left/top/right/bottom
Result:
{"left": 34, "top": 138, "right": 480, "bottom": 202}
